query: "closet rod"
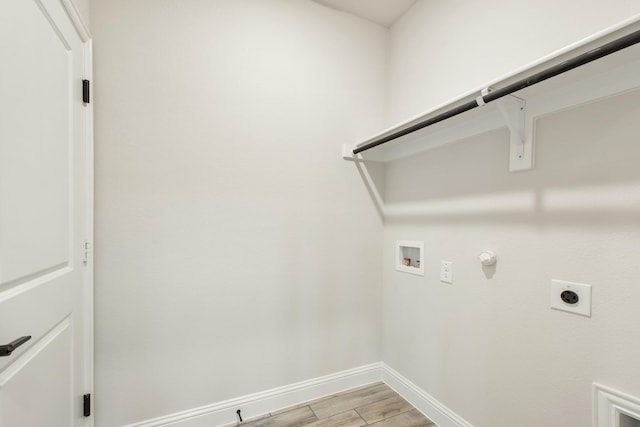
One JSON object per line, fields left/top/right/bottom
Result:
{"left": 353, "top": 27, "right": 640, "bottom": 155}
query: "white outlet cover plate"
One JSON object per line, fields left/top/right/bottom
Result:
{"left": 550, "top": 279, "right": 592, "bottom": 317}
{"left": 440, "top": 261, "right": 453, "bottom": 283}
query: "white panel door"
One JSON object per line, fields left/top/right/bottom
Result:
{"left": 0, "top": 0, "right": 91, "bottom": 426}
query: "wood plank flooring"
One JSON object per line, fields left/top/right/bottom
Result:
{"left": 225, "top": 383, "right": 436, "bottom": 427}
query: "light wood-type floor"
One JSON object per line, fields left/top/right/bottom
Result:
{"left": 227, "top": 383, "right": 436, "bottom": 427}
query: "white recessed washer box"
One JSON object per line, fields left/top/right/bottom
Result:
{"left": 395, "top": 240, "right": 424, "bottom": 276}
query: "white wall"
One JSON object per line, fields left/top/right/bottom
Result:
{"left": 383, "top": 1, "right": 640, "bottom": 426}
{"left": 91, "top": 1, "right": 386, "bottom": 425}
{"left": 388, "top": 0, "right": 640, "bottom": 124}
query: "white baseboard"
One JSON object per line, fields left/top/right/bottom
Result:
{"left": 122, "top": 362, "right": 472, "bottom": 427}
{"left": 381, "top": 363, "right": 473, "bottom": 427}
{"left": 121, "top": 363, "right": 383, "bottom": 427}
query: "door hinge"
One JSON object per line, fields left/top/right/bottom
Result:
{"left": 83, "top": 239, "right": 91, "bottom": 264}
{"left": 82, "top": 79, "right": 90, "bottom": 103}
{"left": 83, "top": 393, "right": 91, "bottom": 417}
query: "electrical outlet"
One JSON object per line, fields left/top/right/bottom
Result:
{"left": 440, "top": 261, "right": 453, "bottom": 283}
{"left": 550, "top": 279, "right": 592, "bottom": 317}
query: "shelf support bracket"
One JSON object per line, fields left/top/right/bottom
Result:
{"left": 497, "top": 95, "right": 532, "bottom": 172}
{"left": 480, "top": 87, "right": 532, "bottom": 172}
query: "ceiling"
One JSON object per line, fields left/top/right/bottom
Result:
{"left": 312, "top": 0, "right": 418, "bottom": 27}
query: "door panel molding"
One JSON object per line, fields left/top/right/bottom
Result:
{"left": 0, "top": 316, "right": 71, "bottom": 386}
{"left": 32, "top": 0, "right": 72, "bottom": 50}
{"left": 0, "top": 265, "right": 72, "bottom": 303}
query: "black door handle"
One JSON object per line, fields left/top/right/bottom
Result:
{"left": 0, "top": 336, "right": 31, "bottom": 357}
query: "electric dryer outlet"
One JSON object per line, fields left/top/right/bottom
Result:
{"left": 550, "top": 279, "right": 592, "bottom": 317}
